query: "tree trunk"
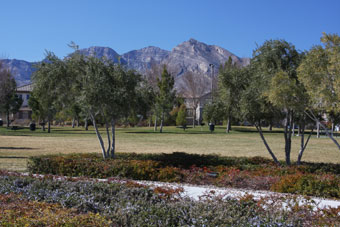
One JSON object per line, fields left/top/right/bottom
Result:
{"left": 193, "top": 109, "right": 196, "bottom": 128}
{"left": 226, "top": 116, "right": 231, "bottom": 133}
{"left": 269, "top": 123, "right": 273, "bottom": 132}
{"left": 110, "top": 119, "right": 116, "bottom": 158}
{"left": 90, "top": 113, "right": 107, "bottom": 159}
{"left": 149, "top": 117, "right": 152, "bottom": 127}
{"left": 305, "top": 110, "right": 340, "bottom": 152}
{"left": 42, "top": 121, "right": 45, "bottom": 131}
{"left": 105, "top": 120, "right": 111, "bottom": 158}
{"left": 283, "top": 111, "right": 293, "bottom": 166}
{"left": 72, "top": 118, "right": 75, "bottom": 128}
{"left": 297, "top": 124, "right": 300, "bottom": 137}
{"left": 318, "top": 121, "right": 340, "bottom": 150}
{"left": 331, "top": 122, "right": 334, "bottom": 137}
{"left": 84, "top": 118, "right": 88, "bottom": 131}
{"left": 292, "top": 122, "right": 295, "bottom": 137}
{"left": 317, "top": 121, "right": 320, "bottom": 138}
{"left": 154, "top": 116, "right": 158, "bottom": 132}
{"left": 160, "top": 112, "right": 164, "bottom": 133}
{"left": 297, "top": 121, "right": 313, "bottom": 165}
{"left": 255, "top": 122, "right": 280, "bottom": 165}
{"left": 76, "top": 117, "right": 79, "bottom": 127}
{"left": 298, "top": 121, "right": 305, "bottom": 164}
{"left": 6, "top": 111, "right": 10, "bottom": 128}
{"left": 47, "top": 120, "right": 51, "bottom": 133}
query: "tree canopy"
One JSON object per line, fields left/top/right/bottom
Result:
{"left": 0, "top": 61, "right": 22, "bottom": 127}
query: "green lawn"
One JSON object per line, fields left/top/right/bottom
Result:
{"left": 1, "top": 125, "right": 340, "bottom": 171}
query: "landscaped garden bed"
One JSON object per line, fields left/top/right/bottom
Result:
{"left": 28, "top": 152, "right": 340, "bottom": 199}
{"left": 1, "top": 170, "right": 339, "bottom": 226}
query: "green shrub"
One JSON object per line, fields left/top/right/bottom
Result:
{"left": 271, "top": 174, "right": 340, "bottom": 198}
{"left": 0, "top": 193, "right": 112, "bottom": 226}
{"left": 1, "top": 173, "right": 340, "bottom": 226}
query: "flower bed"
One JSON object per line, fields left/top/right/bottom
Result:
{"left": 27, "top": 152, "right": 340, "bottom": 199}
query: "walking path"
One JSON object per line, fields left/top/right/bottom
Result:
{"left": 19, "top": 172, "right": 340, "bottom": 210}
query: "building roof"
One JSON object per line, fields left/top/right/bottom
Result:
{"left": 16, "top": 83, "right": 34, "bottom": 92}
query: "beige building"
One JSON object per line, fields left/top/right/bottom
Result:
{"left": 183, "top": 92, "right": 212, "bottom": 125}
{"left": 1, "top": 83, "right": 34, "bottom": 126}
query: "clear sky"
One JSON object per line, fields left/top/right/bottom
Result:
{"left": 0, "top": 0, "right": 339, "bottom": 62}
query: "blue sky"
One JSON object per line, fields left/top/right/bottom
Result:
{"left": 0, "top": 0, "right": 339, "bottom": 62}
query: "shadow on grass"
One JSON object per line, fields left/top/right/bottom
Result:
{"left": 0, "top": 156, "right": 28, "bottom": 159}
{"left": 0, "top": 147, "right": 34, "bottom": 150}
{"left": 124, "top": 131, "right": 221, "bottom": 135}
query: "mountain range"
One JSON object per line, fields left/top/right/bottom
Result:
{"left": 2, "top": 39, "right": 250, "bottom": 86}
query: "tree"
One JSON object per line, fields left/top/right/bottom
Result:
{"left": 144, "top": 63, "right": 162, "bottom": 131}
{"left": 176, "top": 104, "right": 187, "bottom": 130}
{"left": 298, "top": 33, "right": 340, "bottom": 152}
{"left": 243, "top": 39, "right": 304, "bottom": 165}
{"left": 155, "top": 66, "right": 176, "bottom": 133}
{"left": 203, "top": 100, "right": 225, "bottom": 125}
{"left": 240, "top": 66, "right": 282, "bottom": 164}
{"left": 31, "top": 52, "right": 67, "bottom": 133}
{"left": 178, "top": 72, "right": 209, "bottom": 128}
{"left": 218, "top": 57, "right": 248, "bottom": 133}
{"left": 70, "top": 53, "right": 141, "bottom": 159}
{"left": 0, "top": 61, "right": 23, "bottom": 128}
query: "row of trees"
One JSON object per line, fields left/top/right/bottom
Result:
{"left": 29, "top": 45, "right": 178, "bottom": 159}
{"left": 3, "top": 33, "right": 339, "bottom": 165}
{"left": 207, "top": 33, "right": 340, "bottom": 165}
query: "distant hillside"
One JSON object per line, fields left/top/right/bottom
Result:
{"left": 162, "top": 38, "right": 250, "bottom": 78}
{"left": 76, "top": 46, "right": 127, "bottom": 64}
{"left": 122, "top": 46, "right": 170, "bottom": 73}
{"left": 1, "top": 59, "right": 35, "bottom": 86}
{"left": 3, "top": 39, "right": 250, "bottom": 86}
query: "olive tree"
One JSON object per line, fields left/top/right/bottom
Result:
{"left": 70, "top": 54, "right": 141, "bottom": 158}
{"left": 218, "top": 57, "right": 248, "bottom": 133}
{"left": 298, "top": 33, "right": 340, "bottom": 152}
{"left": 242, "top": 39, "right": 308, "bottom": 165}
{"left": 31, "top": 53, "right": 67, "bottom": 133}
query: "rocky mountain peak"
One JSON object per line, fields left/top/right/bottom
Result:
{"left": 77, "top": 46, "right": 125, "bottom": 64}
{"left": 122, "top": 46, "right": 169, "bottom": 73}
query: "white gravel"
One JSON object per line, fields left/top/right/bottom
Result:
{"left": 19, "top": 172, "right": 340, "bottom": 210}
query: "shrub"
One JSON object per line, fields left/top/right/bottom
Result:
{"left": 0, "top": 194, "right": 112, "bottom": 226}
{"left": 2, "top": 173, "right": 339, "bottom": 226}
{"left": 271, "top": 174, "right": 340, "bottom": 198}
{"left": 27, "top": 152, "right": 340, "bottom": 199}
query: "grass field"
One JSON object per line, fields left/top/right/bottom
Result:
{"left": 1, "top": 125, "right": 340, "bottom": 171}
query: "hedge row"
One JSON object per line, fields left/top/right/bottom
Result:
{"left": 30, "top": 152, "right": 340, "bottom": 174}
{"left": 1, "top": 173, "right": 339, "bottom": 226}
{"left": 27, "top": 153, "right": 340, "bottom": 199}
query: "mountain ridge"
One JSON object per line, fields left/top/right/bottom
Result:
{"left": 2, "top": 39, "right": 250, "bottom": 86}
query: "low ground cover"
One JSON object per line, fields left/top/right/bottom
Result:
{"left": 0, "top": 193, "right": 111, "bottom": 226}
{"left": 28, "top": 152, "right": 340, "bottom": 199}
{"left": 1, "top": 171, "right": 339, "bottom": 226}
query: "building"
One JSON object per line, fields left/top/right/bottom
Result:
{"left": 183, "top": 92, "right": 212, "bottom": 125}
{"left": 11, "top": 83, "right": 33, "bottom": 125}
